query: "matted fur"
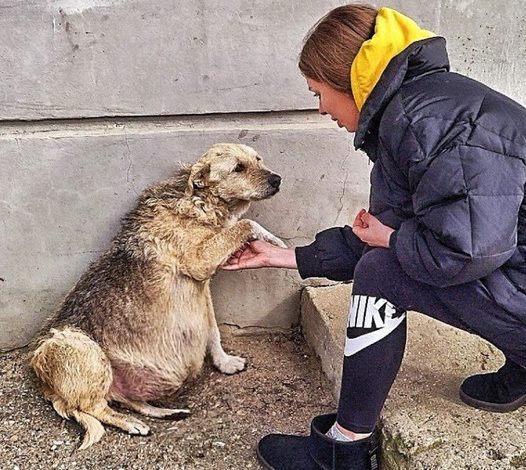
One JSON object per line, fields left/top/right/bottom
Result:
{"left": 29, "top": 143, "right": 285, "bottom": 450}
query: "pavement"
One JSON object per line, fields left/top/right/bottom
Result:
{"left": 0, "top": 330, "right": 335, "bottom": 470}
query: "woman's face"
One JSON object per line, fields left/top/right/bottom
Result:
{"left": 306, "top": 78, "right": 360, "bottom": 132}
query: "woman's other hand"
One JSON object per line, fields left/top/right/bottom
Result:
{"left": 221, "top": 240, "right": 298, "bottom": 271}
{"left": 352, "top": 209, "right": 395, "bottom": 248}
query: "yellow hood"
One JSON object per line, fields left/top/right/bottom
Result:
{"left": 350, "top": 7, "right": 435, "bottom": 110}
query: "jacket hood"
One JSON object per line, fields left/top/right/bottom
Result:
{"left": 352, "top": 8, "right": 450, "bottom": 151}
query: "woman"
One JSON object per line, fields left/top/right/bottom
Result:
{"left": 223, "top": 4, "right": 526, "bottom": 469}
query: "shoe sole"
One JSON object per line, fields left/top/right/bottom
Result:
{"left": 256, "top": 446, "right": 275, "bottom": 470}
{"left": 256, "top": 446, "right": 322, "bottom": 470}
{"left": 459, "top": 389, "right": 526, "bottom": 413}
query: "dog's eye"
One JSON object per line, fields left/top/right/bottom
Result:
{"left": 256, "top": 156, "right": 261, "bottom": 161}
{"left": 234, "top": 163, "right": 245, "bottom": 172}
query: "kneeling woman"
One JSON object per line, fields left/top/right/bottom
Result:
{"left": 223, "top": 4, "right": 526, "bottom": 469}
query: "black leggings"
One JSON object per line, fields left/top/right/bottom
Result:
{"left": 337, "top": 248, "right": 526, "bottom": 433}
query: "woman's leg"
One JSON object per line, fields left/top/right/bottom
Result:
{"left": 337, "top": 247, "right": 526, "bottom": 432}
{"left": 337, "top": 247, "right": 409, "bottom": 432}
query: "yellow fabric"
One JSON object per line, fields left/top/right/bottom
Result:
{"left": 350, "top": 7, "right": 436, "bottom": 110}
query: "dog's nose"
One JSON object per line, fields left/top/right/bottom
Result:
{"left": 268, "top": 174, "right": 281, "bottom": 189}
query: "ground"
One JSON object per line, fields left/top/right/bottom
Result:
{"left": 0, "top": 330, "right": 334, "bottom": 470}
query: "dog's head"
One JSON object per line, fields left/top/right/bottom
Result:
{"left": 186, "top": 143, "right": 282, "bottom": 202}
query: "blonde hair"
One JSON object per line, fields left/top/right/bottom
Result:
{"left": 299, "top": 4, "right": 378, "bottom": 94}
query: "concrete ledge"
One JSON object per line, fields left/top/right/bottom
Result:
{"left": 301, "top": 284, "right": 526, "bottom": 470}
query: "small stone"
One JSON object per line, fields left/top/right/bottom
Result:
{"left": 213, "top": 441, "right": 225, "bottom": 448}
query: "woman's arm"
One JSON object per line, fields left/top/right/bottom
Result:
{"left": 222, "top": 224, "right": 367, "bottom": 281}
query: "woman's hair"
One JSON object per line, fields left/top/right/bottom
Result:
{"left": 299, "top": 4, "right": 378, "bottom": 94}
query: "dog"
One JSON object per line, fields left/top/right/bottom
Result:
{"left": 29, "top": 143, "right": 285, "bottom": 450}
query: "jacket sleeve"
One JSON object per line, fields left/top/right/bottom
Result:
{"left": 392, "top": 143, "right": 525, "bottom": 287}
{"left": 295, "top": 226, "right": 365, "bottom": 281}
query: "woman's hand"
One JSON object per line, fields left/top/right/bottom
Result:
{"left": 221, "top": 240, "right": 298, "bottom": 271}
{"left": 352, "top": 209, "right": 395, "bottom": 248}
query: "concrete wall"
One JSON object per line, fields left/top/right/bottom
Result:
{"left": 1, "top": 0, "right": 525, "bottom": 350}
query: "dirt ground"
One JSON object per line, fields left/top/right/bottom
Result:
{"left": 0, "top": 330, "right": 335, "bottom": 470}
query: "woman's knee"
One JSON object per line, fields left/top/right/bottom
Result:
{"left": 353, "top": 248, "right": 403, "bottom": 296}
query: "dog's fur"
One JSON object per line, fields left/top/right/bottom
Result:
{"left": 29, "top": 143, "right": 285, "bottom": 450}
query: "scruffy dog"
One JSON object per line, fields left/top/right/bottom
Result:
{"left": 29, "top": 143, "right": 285, "bottom": 450}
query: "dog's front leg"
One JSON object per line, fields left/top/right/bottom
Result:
{"left": 205, "top": 286, "right": 246, "bottom": 374}
{"left": 184, "top": 220, "right": 281, "bottom": 281}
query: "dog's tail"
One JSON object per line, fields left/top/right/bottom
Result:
{"left": 71, "top": 410, "right": 106, "bottom": 450}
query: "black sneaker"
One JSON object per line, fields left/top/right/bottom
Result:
{"left": 459, "top": 359, "right": 526, "bottom": 412}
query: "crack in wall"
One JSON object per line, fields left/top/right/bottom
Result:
{"left": 333, "top": 149, "right": 352, "bottom": 225}
{"left": 122, "top": 125, "right": 139, "bottom": 196}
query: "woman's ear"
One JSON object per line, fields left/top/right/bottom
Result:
{"left": 186, "top": 162, "right": 210, "bottom": 194}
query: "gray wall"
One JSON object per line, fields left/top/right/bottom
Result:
{"left": 1, "top": 0, "right": 525, "bottom": 350}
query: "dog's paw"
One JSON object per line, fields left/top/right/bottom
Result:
{"left": 248, "top": 221, "right": 286, "bottom": 248}
{"left": 216, "top": 354, "right": 247, "bottom": 374}
{"left": 266, "top": 235, "right": 287, "bottom": 248}
{"left": 127, "top": 418, "right": 151, "bottom": 436}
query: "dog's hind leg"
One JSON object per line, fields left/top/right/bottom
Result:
{"left": 110, "top": 393, "right": 190, "bottom": 419}
{"left": 86, "top": 402, "right": 151, "bottom": 435}
{"left": 29, "top": 327, "right": 149, "bottom": 449}
{"left": 39, "top": 382, "right": 70, "bottom": 420}
{"left": 39, "top": 380, "right": 105, "bottom": 449}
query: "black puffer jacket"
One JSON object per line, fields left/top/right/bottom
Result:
{"left": 296, "top": 11, "right": 526, "bottom": 320}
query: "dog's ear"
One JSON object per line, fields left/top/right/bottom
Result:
{"left": 186, "top": 162, "right": 210, "bottom": 194}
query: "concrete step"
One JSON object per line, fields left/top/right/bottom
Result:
{"left": 301, "top": 284, "right": 526, "bottom": 470}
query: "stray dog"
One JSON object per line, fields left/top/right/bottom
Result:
{"left": 29, "top": 143, "right": 285, "bottom": 450}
